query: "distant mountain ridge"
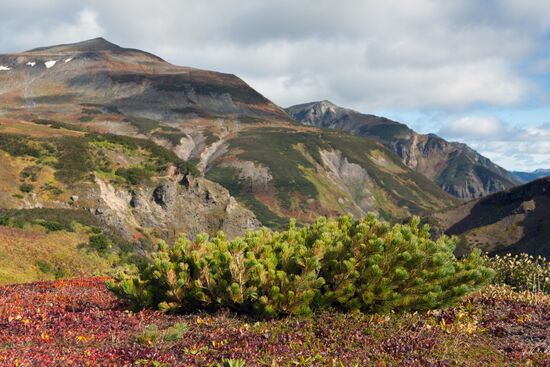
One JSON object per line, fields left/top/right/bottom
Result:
{"left": 286, "top": 101, "right": 520, "bottom": 200}
{"left": 512, "top": 169, "right": 550, "bottom": 183}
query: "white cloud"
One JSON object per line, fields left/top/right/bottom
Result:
{"left": 440, "top": 119, "right": 550, "bottom": 171}
{"left": 440, "top": 116, "right": 509, "bottom": 139}
{"left": 0, "top": 8, "right": 104, "bottom": 51}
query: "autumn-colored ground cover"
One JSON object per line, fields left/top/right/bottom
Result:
{"left": 0, "top": 278, "right": 548, "bottom": 367}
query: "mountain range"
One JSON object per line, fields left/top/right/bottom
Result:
{"left": 512, "top": 169, "right": 550, "bottom": 183}
{"left": 287, "top": 100, "right": 520, "bottom": 200}
{"left": 0, "top": 37, "right": 545, "bottom": 261}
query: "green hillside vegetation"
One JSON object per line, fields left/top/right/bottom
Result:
{"left": 0, "top": 132, "right": 198, "bottom": 187}
{"left": 207, "top": 127, "right": 456, "bottom": 224}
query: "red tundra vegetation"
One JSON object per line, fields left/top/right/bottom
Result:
{"left": 0, "top": 277, "right": 548, "bottom": 367}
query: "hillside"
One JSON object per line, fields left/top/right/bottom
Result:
{"left": 287, "top": 101, "right": 520, "bottom": 200}
{"left": 433, "top": 177, "right": 550, "bottom": 257}
{"left": 0, "top": 38, "right": 457, "bottom": 238}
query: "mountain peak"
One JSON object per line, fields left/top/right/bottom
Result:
{"left": 27, "top": 37, "right": 123, "bottom": 53}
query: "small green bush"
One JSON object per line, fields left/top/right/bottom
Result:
{"left": 115, "top": 167, "right": 152, "bottom": 185}
{"left": 135, "top": 324, "right": 159, "bottom": 345}
{"left": 108, "top": 215, "right": 493, "bottom": 317}
{"left": 36, "top": 260, "right": 54, "bottom": 274}
{"left": 0, "top": 134, "right": 43, "bottom": 158}
{"left": 484, "top": 253, "right": 550, "bottom": 294}
{"left": 20, "top": 165, "right": 42, "bottom": 181}
{"left": 162, "top": 322, "right": 188, "bottom": 342}
{"left": 19, "top": 183, "right": 34, "bottom": 193}
{"left": 79, "top": 116, "right": 94, "bottom": 122}
{"left": 34, "top": 220, "right": 64, "bottom": 232}
{"left": 54, "top": 137, "right": 95, "bottom": 183}
{"left": 89, "top": 233, "right": 112, "bottom": 253}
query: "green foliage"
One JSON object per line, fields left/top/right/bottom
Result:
{"left": 228, "top": 128, "right": 325, "bottom": 208}
{"left": 36, "top": 260, "right": 54, "bottom": 274}
{"left": 19, "top": 183, "right": 34, "bottom": 193}
{"left": 127, "top": 116, "right": 161, "bottom": 134}
{"left": 115, "top": 167, "right": 152, "bottom": 185}
{"left": 20, "top": 165, "right": 42, "bottom": 181}
{"left": 154, "top": 132, "right": 188, "bottom": 146}
{"left": 0, "top": 134, "right": 44, "bottom": 157}
{"left": 203, "top": 129, "right": 220, "bottom": 146}
{"left": 108, "top": 215, "right": 493, "bottom": 317}
{"left": 89, "top": 233, "right": 113, "bottom": 253}
{"left": 162, "top": 322, "right": 189, "bottom": 342}
{"left": 0, "top": 208, "right": 99, "bottom": 232}
{"left": 32, "top": 119, "right": 84, "bottom": 131}
{"left": 134, "top": 322, "right": 188, "bottom": 345}
{"left": 484, "top": 253, "right": 550, "bottom": 294}
{"left": 40, "top": 183, "right": 64, "bottom": 195}
{"left": 54, "top": 137, "right": 95, "bottom": 183}
{"left": 82, "top": 108, "right": 102, "bottom": 115}
{"left": 79, "top": 116, "right": 94, "bottom": 122}
{"left": 34, "top": 220, "right": 64, "bottom": 232}
{"left": 134, "top": 324, "right": 159, "bottom": 345}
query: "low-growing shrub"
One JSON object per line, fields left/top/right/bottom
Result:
{"left": 115, "top": 167, "right": 152, "bottom": 185}
{"left": 484, "top": 253, "right": 550, "bottom": 294}
{"left": 20, "top": 165, "right": 42, "bottom": 181}
{"left": 54, "top": 137, "right": 95, "bottom": 183}
{"left": 134, "top": 322, "right": 188, "bottom": 345}
{"left": 108, "top": 215, "right": 493, "bottom": 317}
{"left": 19, "top": 183, "right": 34, "bottom": 193}
{"left": 89, "top": 232, "right": 114, "bottom": 253}
{"left": 135, "top": 324, "right": 160, "bottom": 345}
{"left": 34, "top": 220, "right": 65, "bottom": 232}
{"left": 0, "top": 134, "right": 43, "bottom": 158}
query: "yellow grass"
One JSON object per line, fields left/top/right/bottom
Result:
{"left": 0, "top": 226, "right": 111, "bottom": 285}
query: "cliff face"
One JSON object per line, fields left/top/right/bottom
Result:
{"left": 287, "top": 101, "right": 519, "bottom": 200}
{"left": 95, "top": 175, "right": 259, "bottom": 241}
{"left": 433, "top": 177, "right": 550, "bottom": 257}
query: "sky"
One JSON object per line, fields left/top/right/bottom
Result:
{"left": 1, "top": 0, "right": 550, "bottom": 171}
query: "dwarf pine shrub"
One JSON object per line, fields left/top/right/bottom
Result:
{"left": 108, "top": 215, "right": 493, "bottom": 317}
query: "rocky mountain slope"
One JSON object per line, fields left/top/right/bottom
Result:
{"left": 0, "top": 38, "right": 457, "bottom": 245}
{"left": 433, "top": 177, "right": 550, "bottom": 257}
{"left": 287, "top": 101, "right": 520, "bottom": 200}
{"left": 512, "top": 169, "right": 550, "bottom": 183}
{"left": 0, "top": 123, "right": 259, "bottom": 243}
{"left": 0, "top": 37, "right": 288, "bottom": 122}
